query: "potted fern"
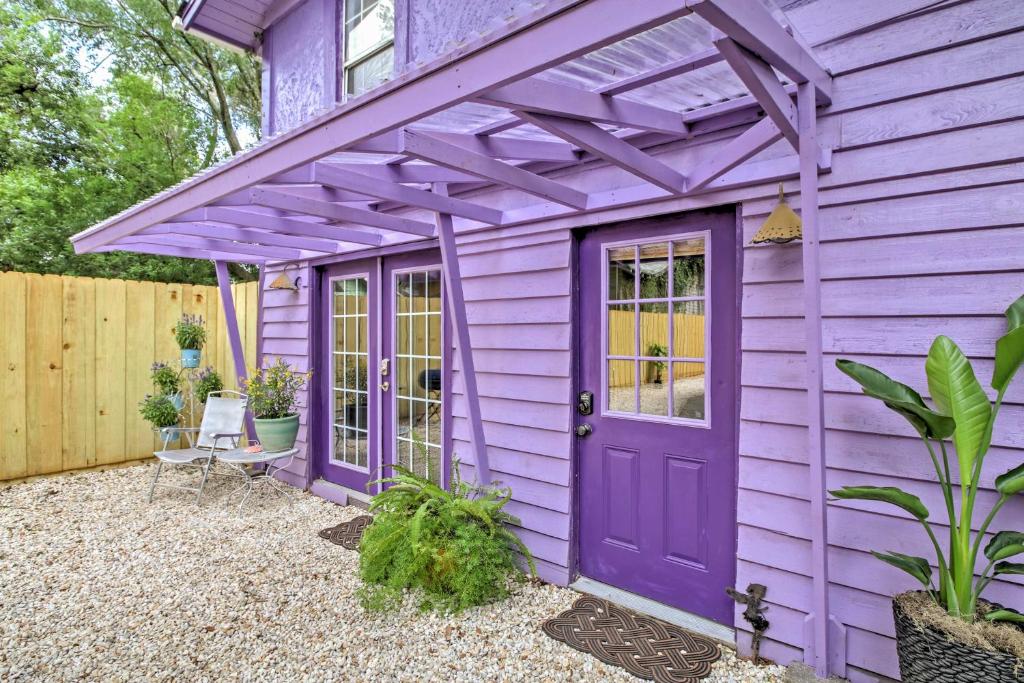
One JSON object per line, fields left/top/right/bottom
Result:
{"left": 174, "top": 314, "right": 206, "bottom": 368}
{"left": 243, "top": 358, "right": 312, "bottom": 452}
{"left": 831, "top": 294, "right": 1024, "bottom": 682}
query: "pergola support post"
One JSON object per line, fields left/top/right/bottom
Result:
{"left": 797, "top": 82, "right": 844, "bottom": 678}
{"left": 214, "top": 260, "right": 257, "bottom": 440}
{"left": 432, "top": 185, "right": 492, "bottom": 486}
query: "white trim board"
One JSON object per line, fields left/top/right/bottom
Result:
{"left": 569, "top": 577, "right": 736, "bottom": 646}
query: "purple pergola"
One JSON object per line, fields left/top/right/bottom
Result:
{"left": 73, "top": 0, "right": 835, "bottom": 673}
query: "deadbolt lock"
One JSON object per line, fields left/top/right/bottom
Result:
{"left": 577, "top": 390, "right": 593, "bottom": 416}
{"left": 380, "top": 358, "right": 390, "bottom": 376}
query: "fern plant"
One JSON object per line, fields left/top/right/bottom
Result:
{"left": 358, "top": 456, "right": 536, "bottom": 613}
{"left": 831, "top": 294, "right": 1024, "bottom": 623}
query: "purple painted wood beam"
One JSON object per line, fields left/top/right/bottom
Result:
{"left": 203, "top": 207, "right": 384, "bottom": 246}
{"left": 516, "top": 112, "right": 687, "bottom": 194}
{"left": 208, "top": 186, "right": 372, "bottom": 206}
{"left": 404, "top": 130, "right": 588, "bottom": 209}
{"left": 476, "top": 77, "right": 689, "bottom": 136}
{"left": 796, "top": 81, "right": 836, "bottom": 678}
{"left": 249, "top": 187, "right": 436, "bottom": 237}
{"left": 432, "top": 184, "right": 491, "bottom": 485}
{"left": 356, "top": 129, "right": 580, "bottom": 162}
{"left": 72, "top": 0, "right": 692, "bottom": 252}
{"left": 314, "top": 162, "right": 480, "bottom": 184}
{"left": 214, "top": 260, "right": 257, "bottom": 438}
{"left": 144, "top": 222, "right": 342, "bottom": 254}
{"left": 684, "top": 118, "right": 783, "bottom": 193}
{"left": 117, "top": 234, "right": 303, "bottom": 260}
{"left": 312, "top": 162, "right": 503, "bottom": 224}
{"left": 687, "top": 0, "right": 832, "bottom": 104}
{"left": 94, "top": 242, "right": 265, "bottom": 264}
{"left": 715, "top": 37, "right": 799, "bottom": 151}
{"left": 597, "top": 48, "right": 724, "bottom": 95}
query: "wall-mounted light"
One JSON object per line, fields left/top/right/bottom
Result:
{"left": 267, "top": 264, "right": 301, "bottom": 291}
{"left": 750, "top": 183, "right": 802, "bottom": 245}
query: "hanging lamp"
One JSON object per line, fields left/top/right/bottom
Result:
{"left": 750, "top": 183, "right": 802, "bottom": 245}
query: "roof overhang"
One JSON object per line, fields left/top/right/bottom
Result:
{"left": 74, "top": 0, "right": 832, "bottom": 266}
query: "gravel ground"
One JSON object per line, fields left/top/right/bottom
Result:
{"left": 0, "top": 464, "right": 786, "bottom": 682}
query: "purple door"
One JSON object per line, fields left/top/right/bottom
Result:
{"left": 577, "top": 208, "right": 738, "bottom": 624}
{"left": 318, "top": 258, "right": 378, "bottom": 492}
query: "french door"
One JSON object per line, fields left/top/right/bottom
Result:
{"left": 576, "top": 208, "right": 738, "bottom": 624}
{"left": 318, "top": 249, "right": 448, "bottom": 494}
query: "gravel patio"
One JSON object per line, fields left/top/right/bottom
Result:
{"left": 0, "top": 464, "right": 785, "bottom": 682}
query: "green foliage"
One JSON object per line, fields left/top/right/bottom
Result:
{"left": 173, "top": 314, "right": 206, "bottom": 350}
{"left": 830, "top": 294, "right": 1024, "bottom": 622}
{"left": 194, "top": 366, "right": 223, "bottom": 404}
{"left": 138, "top": 393, "right": 178, "bottom": 428}
{"left": 149, "top": 362, "right": 179, "bottom": 395}
{"left": 357, "top": 458, "right": 536, "bottom": 613}
{"left": 244, "top": 358, "right": 311, "bottom": 419}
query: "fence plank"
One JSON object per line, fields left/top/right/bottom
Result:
{"left": 125, "top": 281, "right": 156, "bottom": 461}
{"left": 0, "top": 272, "right": 28, "bottom": 480}
{"left": 94, "top": 279, "right": 127, "bottom": 466}
{"left": 26, "top": 274, "right": 63, "bottom": 476}
{"left": 153, "top": 282, "right": 183, "bottom": 450}
{"left": 62, "top": 275, "right": 96, "bottom": 472}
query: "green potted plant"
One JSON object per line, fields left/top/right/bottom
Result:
{"left": 174, "top": 314, "right": 206, "bottom": 368}
{"left": 150, "top": 361, "right": 183, "bottom": 409}
{"left": 831, "top": 294, "right": 1024, "bottom": 682}
{"left": 138, "top": 393, "right": 179, "bottom": 434}
{"left": 243, "top": 358, "right": 311, "bottom": 452}
{"left": 645, "top": 343, "right": 668, "bottom": 384}
{"left": 194, "top": 366, "right": 224, "bottom": 404}
{"left": 343, "top": 362, "right": 369, "bottom": 438}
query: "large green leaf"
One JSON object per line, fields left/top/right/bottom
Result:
{"left": 926, "top": 336, "right": 992, "bottom": 486}
{"left": 993, "top": 326, "right": 1024, "bottom": 394}
{"left": 1006, "top": 294, "right": 1024, "bottom": 332}
{"left": 994, "top": 561, "right": 1024, "bottom": 576}
{"left": 984, "top": 531, "right": 1024, "bottom": 562}
{"left": 986, "top": 609, "right": 1024, "bottom": 623}
{"left": 836, "top": 359, "right": 954, "bottom": 439}
{"left": 830, "top": 486, "right": 929, "bottom": 520}
{"left": 870, "top": 551, "right": 932, "bottom": 587}
{"left": 995, "top": 464, "right": 1024, "bottom": 496}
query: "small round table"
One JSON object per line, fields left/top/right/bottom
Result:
{"left": 217, "top": 447, "right": 299, "bottom": 509}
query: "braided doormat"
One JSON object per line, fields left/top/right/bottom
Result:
{"left": 542, "top": 595, "right": 721, "bottom": 683}
{"left": 318, "top": 515, "right": 373, "bottom": 550}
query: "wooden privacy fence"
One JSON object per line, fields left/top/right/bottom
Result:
{"left": 607, "top": 309, "right": 706, "bottom": 387}
{"left": 0, "top": 271, "right": 259, "bottom": 481}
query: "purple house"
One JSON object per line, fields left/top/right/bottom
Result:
{"left": 71, "top": 0, "right": 1024, "bottom": 679}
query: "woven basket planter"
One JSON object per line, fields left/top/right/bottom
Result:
{"left": 894, "top": 592, "right": 1024, "bottom": 682}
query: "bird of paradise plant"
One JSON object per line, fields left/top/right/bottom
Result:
{"left": 831, "top": 294, "right": 1024, "bottom": 623}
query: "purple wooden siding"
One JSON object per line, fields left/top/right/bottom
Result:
{"left": 259, "top": 263, "right": 314, "bottom": 489}
{"left": 733, "top": 0, "right": 1024, "bottom": 679}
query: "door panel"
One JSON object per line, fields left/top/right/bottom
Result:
{"left": 318, "top": 259, "right": 378, "bottom": 492}
{"left": 577, "top": 208, "right": 737, "bottom": 624}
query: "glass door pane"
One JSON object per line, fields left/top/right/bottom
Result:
{"left": 332, "top": 276, "right": 369, "bottom": 469}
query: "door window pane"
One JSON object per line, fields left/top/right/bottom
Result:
{"left": 332, "top": 277, "right": 369, "bottom": 468}
{"left": 608, "top": 247, "right": 636, "bottom": 300}
{"left": 672, "top": 300, "right": 705, "bottom": 359}
{"left": 638, "top": 242, "right": 669, "bottom": 299}
{"left": 607, "top": 360, "right": 636, "bottom": 412}
{"left": 394, "top": 268, "right": 444, "bottom": 485}
{"left": 607, "top": 304, "right": 635, "bottom": 356}
{"left": 673, "top": 239, "right": 705, "bottom": 297}
{"left": 672, "top": 362, "right": 706, "bottom": 420}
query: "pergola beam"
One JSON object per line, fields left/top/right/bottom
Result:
{"left": 203, "top": 207, "right": 384, "bottom": 246}
{"left": 597, "top": 48, "right": 724, "bottom": 95}
{"left": 516, "top": 111, "right": 687, "bottom": 194}
{"left": 715, "top": 36, "right": 799, "bottom": 150}
{"left": 117, "top": 234, "right": 305, "bottom": 260}
{"left": 214, "top": 260, "right": 257, "bottom": 438}
{"left": 94, "top": 242, "right": 265, "bottom": 264}
{"left": 249, "top": 187, "right": 436, "bottom": 237}
{"left": 687, "top": 0, "right": 831, "bottom": 104}
{"left": 404, "top": 130, "right": 589, "bottom": 209}
{"left": 144, "top": 222, "right": 343, "bottom": 254}
{"left": 684, "top": 117, "right": 783, "bottom": 193}
{"left": 312, "top": 162, "right": 504, "bottom": 224}
{"left": 476, "top": 77, "right": 689, "bottom": 136}
{"left": 353, "top": 129, "right": 580, "bottom": 162}
{"left": 314, "top": 162, "right": 481, "bottom": 184}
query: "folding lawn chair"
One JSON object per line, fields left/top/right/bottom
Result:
{"left": 147, "top": 390, "right": 248, "bottom": 504}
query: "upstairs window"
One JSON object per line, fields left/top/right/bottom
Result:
{"left": 344, "top": 0, "right": 395, "bottom": 97}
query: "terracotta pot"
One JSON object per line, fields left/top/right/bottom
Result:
{"left": 893, "top": 591, "right": 1024, "bottom": 683}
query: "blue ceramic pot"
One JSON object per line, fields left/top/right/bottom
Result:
{"left": 181, "top": 349, "right": 201, "bottom": 368}
{"left": 169, "top": 393, "right": 185, "bottom": 411}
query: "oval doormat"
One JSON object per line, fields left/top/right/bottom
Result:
{"left": 542, "top": 595, "right": 721, "bottom": 683}
{"left": 318, "top": 515, "right": 373, "bottom": 550}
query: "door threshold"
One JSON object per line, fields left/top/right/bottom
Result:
{"left": 310, "top": 478, "right": 371, "bottom": 510}
{"left": 569, "top": 577, "right": 735, "bottom": 646}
